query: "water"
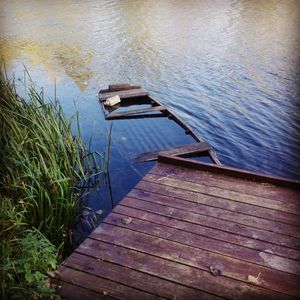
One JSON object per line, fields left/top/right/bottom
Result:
{"left": 1, "top": 0, "right": 299, "bottom": 214}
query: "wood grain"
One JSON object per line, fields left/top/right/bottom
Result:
{"left": 76, "top": 239, "right": 293, "bottom": 300}
{"left": 99, "top": 88, "right": 149, "bottom": 101}
{"left": 120, "top": 196, "right": 300, "bottom": 249}
{"left": 137, "top": 142, "right": 211, "bottom": 162}
{"left": 58, "top": 160, "right": 300, "bottom": 299}
{"left": 90, "top": 223, "right": 300, "bottom": 297}
{"left": 133, "top": 181, "right": 300, "bottom": 226}
{"left": 150, "top": 163, "right": 300, "bottom": 203}
{"left": 64, "top": 252, "right": 221, "bottom": 300}
{"left": 113, "top": 204, "right": 300, "bottom": 260}
{"left": 106, "top": 106, "right": 166, "bottom": 120}
{"left": 128, "top": 189, "right": 300, "bottom": 237}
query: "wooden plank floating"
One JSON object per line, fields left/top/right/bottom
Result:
{"left": 58, "top": 157, "right": 300, "bottom": 300}
{"left": 108, "top": 84, "right": 141, "bottom": 92}
{"left": 99, "top": 88, "right": 149, "bottom": 102}
{"left": 137, "top": 141, "right": 212, "bottom": 162}
{"left": 99, "top": 83, "right": 221, "bottom": 165}
{"left": 106, "top": 105, "right": 167, "bottom": 120}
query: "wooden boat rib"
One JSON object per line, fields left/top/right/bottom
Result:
{"left": 99, "top": 84, "right": 221, "bottom": 165}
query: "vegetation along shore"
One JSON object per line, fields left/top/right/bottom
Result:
{"left": 0, "top": 68, "right": 103, "bottom": 299}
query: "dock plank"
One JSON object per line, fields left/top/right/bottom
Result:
{"left": 150, "top": 162, "right": 300, "bottom": 203}
{"left": 142, "top": 173, "right": 300, "bottom": 215}
{"left": 90, "top": 223, "right": 300, "bottom": 296}
{"left": 58, "top": 159, "right": 300, "bottom": 299}
{"left": 127, "top": 189, "right": 300, "bottom": 237}
{"left": 133, "top": 181, "right": 300, "bottom": 226}
{"left": 59, "top": 267, "right": 162, "bottom": 300}
{"left": 120, "top": 196, "right": 300, "bottom": 249}
{"left": 104, "top": 212, "right": 300, "bottom": 273}
{"left": 64, "top": 252, "right": 221, "bottom": 300}
{"left": 113, "top": 205, "right": 300, "bottom": 261}
{"left": 59, "top": 282, "right": 117, "bottom": 300}
{"left": 108, "top": 84, "right": 141, "bottom": 91}
{"left": 76, "top": 239, "right": 293, "bottom": 300}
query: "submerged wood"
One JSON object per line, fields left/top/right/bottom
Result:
{"left": 99, "top": 83, "right": 221, "bottom": 165}
{"left": 106, "top": 105, "right": 167, "bottom": 120}
{"left": 108, "top": 84, "right": 141, "bottom": 91}
{"left": 99, "top": 84, "right": 141, "bottom": 93}
{"left": 137, "top": 141, "right": 212, "bottom": 162}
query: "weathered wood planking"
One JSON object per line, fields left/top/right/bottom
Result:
{"left": 120, "top": 196, "right": 300, "bottom": 249}
{"left": 59, "top": 282, "right": 116, "bottom": 300}
{"left": 127, "top": 188, "right": 300, "bottom": 237}
{"left": 106, "top": 105, "right": 167, "bottom": 120}
{"left": 158, "top": 155, "right": 300, "bottom": 188}
{"left": 99, "top": 88, "right": 149, "bottom": 102}
{"left": 74, "top": 240, "right": 294, "bottom": 300}
{"left": 89, "top": 224, "right": 300, "bottom": 295}
{"left": 108, "top": 84, "right": 141, "bottom": 92}
{"left": 149, "top": 162, "right": 300, "bottom": 203}
{"left": 112, "top": 205, "right": 300, "bottom": 261}
{"left": 136, "top": 141, "right": 212, "bottom": 162}
{"left": 64, "top": 252, "right": 220, "bottom": 300}
{"left": 58, "top": 157, "right": 300, "bottom": 300}
{"left": 104, "top": 212, "right": 300, "bottom": 274}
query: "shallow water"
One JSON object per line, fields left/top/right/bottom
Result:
{"left": 1, "top": 0, "right": 299, "bottom": 213}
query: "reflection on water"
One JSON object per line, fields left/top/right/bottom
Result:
{"left": 0, "top": 36, "right": 94, "bottom": 90}
{"left": 0, "top": 0, "right": 299, "bottom": 212}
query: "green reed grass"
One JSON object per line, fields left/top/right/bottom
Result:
{"left": 0, "top": 68, "right": 101, "bottom": 252}
{"left": 0, "top": 68, "right": 103, "bottom": 298}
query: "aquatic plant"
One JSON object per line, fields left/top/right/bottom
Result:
{"left": 0, "top": 67, "right": 103, "bottom": 298}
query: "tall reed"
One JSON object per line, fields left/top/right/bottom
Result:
{"left": 0, "top": 68, "right": 100, "bottom": 252}
{"left": 0, "top": 68, "right": 103, "bottom": 298}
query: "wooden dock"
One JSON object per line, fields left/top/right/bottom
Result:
{"left": 58, "top": 155, "right": 300, "bottom": 300}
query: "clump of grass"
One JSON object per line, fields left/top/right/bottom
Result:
{"left": 0, "top": 68, "right": 102, "bottom": 299}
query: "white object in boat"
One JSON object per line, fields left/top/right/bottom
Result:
{"left": 104, "top": 95, "right": 121, "bottom": 107}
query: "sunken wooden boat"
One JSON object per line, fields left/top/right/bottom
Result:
{"left": 99, "top": 84, "right": 221, "bottom": 165}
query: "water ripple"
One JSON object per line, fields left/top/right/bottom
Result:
{"left": 1, "top": 0, "right": 299, "bottom": 182}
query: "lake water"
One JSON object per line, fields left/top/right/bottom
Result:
{"left": 1, "top": 0, "right": 299, "bottom": 215}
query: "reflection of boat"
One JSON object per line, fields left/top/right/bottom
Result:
{"left": 99, "top": 84, "right": 221, "bottom": 165}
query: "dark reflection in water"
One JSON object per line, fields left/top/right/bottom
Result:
{"left": 0, "top": 0, "right": 299, "bottom": 213}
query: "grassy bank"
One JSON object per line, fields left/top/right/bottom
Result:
{"left": 0, "top": 69, "right": 101, "bottom": 299}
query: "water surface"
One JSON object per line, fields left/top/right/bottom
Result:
{"left": 1, "top": 0, "right": 299, "bottom": 213}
